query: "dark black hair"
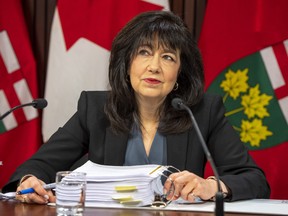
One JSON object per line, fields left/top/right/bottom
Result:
{"left": 104, "top": 10, "right": 204, "bottom": 134}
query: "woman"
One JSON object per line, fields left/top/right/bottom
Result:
{"left": 3, "top": 11, "right": 270, "bottom": 204}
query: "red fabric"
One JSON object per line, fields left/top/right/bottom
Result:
{"left": 249, "top": 142, "right": 288, "bottom": 199}
{"left": 199, "top": 0, "right": 288, "bottom": 88}
{"left": 57, "top": 0, "right": 163, "bottom": 51}
{"left": 0, "top": 0, "right": 41, "bottom": 188}
{"left": 200, "top": 0, "right": 288, "bottom": 199}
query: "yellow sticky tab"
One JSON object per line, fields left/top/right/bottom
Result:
{"left": 115, "top": 186, "right": 137, "bottom": 192}
{"left": 120, "top": 200, "right": 142, "bottom": 205}
{"left": 149, "top": 165, "right": 162, "bottom": 175}
{"left": 112, "top": 195, "right": 133, "bottom": 202}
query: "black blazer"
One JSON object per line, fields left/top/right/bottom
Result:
{"left": 3, "top": 91, "right": 270, "bottom": 201}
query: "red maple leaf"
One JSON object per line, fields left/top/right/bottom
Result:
{"left": 58, "top": 0, "right": 163, "bottom": 51}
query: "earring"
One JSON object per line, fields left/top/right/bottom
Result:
{"left": 173, "top": 82, "right": 178, "bottom": 91}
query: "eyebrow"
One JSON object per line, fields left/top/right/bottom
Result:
{"left": 162, "top": 48, "right": 178, "bottom": 55}
{"left": 138, "top": 44, "right": 178, "bottom": 55}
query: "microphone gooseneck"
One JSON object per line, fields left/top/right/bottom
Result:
{"left": 171, "top": 98, "right": 224, "bottom": 216}
{"left": 0, "top": 98, "right": 48, "bottom": 121}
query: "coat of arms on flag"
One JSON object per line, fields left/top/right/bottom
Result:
{"left": 207, "top": 40, "right": 288, "bottom": 150}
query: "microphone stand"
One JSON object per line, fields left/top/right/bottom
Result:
{"left": 172, "top": 98, "right": 224, "bottom": 216}
{"left": 0, "top": 103, "right": 34, "bottom": 120}
{"left": 0, "top": 99, "right": 47, "bottom": 120}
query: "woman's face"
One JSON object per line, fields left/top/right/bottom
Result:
{"left": 129, "top": 43, "right": 180, "bottom": 104}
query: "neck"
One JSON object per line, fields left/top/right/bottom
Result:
{"left": 136, "top": 96, "right": 165, "bottom": 122}
{"left": 137, "top": 103, "right": 160, "bottom": 156}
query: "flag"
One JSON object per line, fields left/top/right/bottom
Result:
{"left": 43, "top": 0, "right": 170, "bottom": 141}
{"left": 199, "top": 0, "right": 288, "bottom": 199}
{"left": 0, "top": 0, "right": 41, "bottom": 188}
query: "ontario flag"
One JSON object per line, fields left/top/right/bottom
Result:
{"left": 43, "top": 0, "right": 170, "bottom": 141}
{"left": 0, "top": 0, "right": 41, "bottom": 188}
{"left": 199, "top": 0, "right": 288, "bottom": 199}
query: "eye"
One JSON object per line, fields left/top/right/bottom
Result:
{"left": 162, "top": 54, "right": 176, "bottom": 62}
{"left": 137, "top": 47, "right": 151, "bottom": 56}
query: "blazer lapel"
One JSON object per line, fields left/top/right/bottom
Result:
{"left": 167, "top": 132, "right": 189, "bottom": 171}
{"left": 104, "top": 127, "right": 129, "bottom": 166}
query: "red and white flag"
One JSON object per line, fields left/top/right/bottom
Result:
{"left": 43, "top": 0, "right": 170, "bottom": 141}
{"left": 0, "top": 0, "right": 41, "bottom": 188}
{"left": 199, "top": 0, "right": 288, "bottom": 199}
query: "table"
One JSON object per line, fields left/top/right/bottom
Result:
{"left": 0, "top": 200, "right": 267, "bottom": 216}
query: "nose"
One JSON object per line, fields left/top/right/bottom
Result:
{"left": 147, "top": 55, "right": 161, "bottom": 73}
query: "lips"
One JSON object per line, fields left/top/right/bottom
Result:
{"left": 144, "top": 78, "right": 161, "bottom": 84}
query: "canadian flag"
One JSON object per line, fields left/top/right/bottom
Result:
{"left": 43, "top": 0, "right": 170, "bottom": 141}
{"left": 0, "top": 0, "right": 41, "bottom": 188}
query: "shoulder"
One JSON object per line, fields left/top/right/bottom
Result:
{"left": 78, "top": 91, "right": 109, "bottom": 107}
{"left": 76, "top": 91, "right": 110, "bottom": 125}
{"left": 76, "top": 91, "right": 110, "bottom": 118}
{"left": 190, "top": 93, "right": 226, "bottom": 127}
{"left": 192, "top": 93, "right": 224, "bottom": 113}
{"left": 79, "top": 91, "right": 109, "bottom": 101}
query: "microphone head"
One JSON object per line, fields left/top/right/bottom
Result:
{"left": 32, "top": 98, "right": 48, "bottom": 109}
{"left": 171, "top": 98, "right": 184, "bottom": 110}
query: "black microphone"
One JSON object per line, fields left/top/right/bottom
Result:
{"left": 171, "top": 98, "right": 224, "bottom": 216}
{"left": 0, "top": 98, "right": 48, "bottom": 120}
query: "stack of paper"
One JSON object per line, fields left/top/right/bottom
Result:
{"left": 73, "top": 161, "right": 167, "bottom": 207}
